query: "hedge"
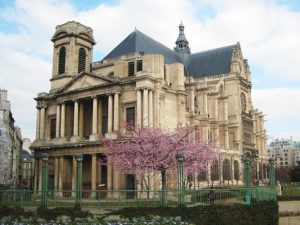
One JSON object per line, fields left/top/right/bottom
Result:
{"left": 109, "top": 200, "right": 279, "bottom": 225}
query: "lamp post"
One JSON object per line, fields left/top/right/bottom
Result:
{"left": 176, "top": 153, "right": 184, "bottom": 206}
{"left": 244, "top": 158, "right": 251, "bottom": 187}
{"left": 75, "top": 153, "right": 83, "bottom": 208}
{"left": 268, "top": 158, "right": 275, "bottom": 189}
{"left": 41, "top": 153, "right": 49, "bottom": 209}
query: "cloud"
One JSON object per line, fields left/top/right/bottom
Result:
{"left": 252, "top": 88, "right": 300, "bottom": 119}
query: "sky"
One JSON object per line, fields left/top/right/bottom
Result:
{"left": 0, "top": 0, "right": 300, "bottom": 143}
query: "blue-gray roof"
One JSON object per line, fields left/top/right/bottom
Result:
{"left": 184, "top": 44, "right": 237, "bottom": 78}
{"left": 103, "top": 29, "right": 181, "bottom": 64}
{"left": 103, "top": 30, "right": 237, "bottom": 79}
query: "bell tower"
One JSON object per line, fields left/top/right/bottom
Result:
{"left": 174, "top": 22, "right": 191, "bottom": 62}
{"left": 50, "top": 21, "right": 96, "bottom": 92}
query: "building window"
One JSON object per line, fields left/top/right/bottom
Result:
{"left": 128, "top": 61, "right": 134, "bottom": 76}
{"left": 58, "top": 47, "right": 66, "bottom": 74}
{"left": 211, "top": 161, "right": 219, "bottom": 181}
{"left": 126, "top": 107, "right": 135, "bottom": 127}
{"left": 25, "top": 171, "right": 29, "bottom": 178}
{"left": 50, "top": 118, "right": 56, "bottom": 139}
{"left": 222, "top": 159, "right": 232, "bottom": 181}
{"left": 137, "top": 60, "right": 142, "bottom": 72}
{"left": 26, "top": 164, "right": 29, "bottom": 169}
{"left": 234, "top": 160, "right": 239, "bottom": 181}
{"left": 197, "top": 170, "right": 206, "bottom": 181}
{"left": 78, "top": 48, "right": 86, "bottom": 73}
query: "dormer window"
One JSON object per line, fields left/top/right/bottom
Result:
{"left": 78, "top": 48, "right": 86, "bottom": 73}
{"left": 58, "top": 47, "right": 66, "bottom": 74}
{"left": 128, "top": 61, "right": 134, "bottom": 76}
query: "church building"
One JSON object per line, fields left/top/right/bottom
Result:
{"left": 31, "top": 21, "right": 268, "bottom": 193}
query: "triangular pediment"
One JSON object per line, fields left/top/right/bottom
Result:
{"left": 58, "top": 73, "right": 115, "bottom": 93}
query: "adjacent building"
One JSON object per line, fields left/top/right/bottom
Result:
{"left": 30, "top": 21, "right": 268, "bottom": 193}
{"left": 0, "top": 89, "right": 23, "bottom": 188}
{"left": 268, "top": 138, "right": 300, "bottom": 168}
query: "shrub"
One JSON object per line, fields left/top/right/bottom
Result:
{"left": 109, "top": 200, "right": 279, "bottom": 225}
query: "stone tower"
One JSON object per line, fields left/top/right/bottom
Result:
{"left": 50, "top": 21, "right": 96, "bottom": 92}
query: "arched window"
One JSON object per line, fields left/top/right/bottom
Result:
{"left": 211, "top": 161, "right": 219, "bottom": 181}
{"left": 234, "top": 160, "right": 240, "bottom": 181}
{"left": 58, "top": 47, "right": 66, "bottom": 74}
{"left": 78, "top": 48, "right": 86, "bottom": 73}
{"left": 223, "top": 159, "right": 231, "bottom": 181}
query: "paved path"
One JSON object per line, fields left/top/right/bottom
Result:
{"left": 279, "top": 201, "right": 300, "bottom": 225}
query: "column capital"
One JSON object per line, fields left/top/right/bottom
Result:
{"left": 91, "top": 95, "right": 98, "bottom": 99}
{"left": 73, "top": 99, "right": 79, "bottom": 102}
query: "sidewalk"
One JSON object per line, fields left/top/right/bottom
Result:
{"left": 279, "top": 201, "right": 300, "bottom": 225}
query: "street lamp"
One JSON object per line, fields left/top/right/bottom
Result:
{"left": 75, "top": 153, "right": 83, "bottom": 208}
{"left": 41, "top": 153, "right": 49, "bottom": 209}
{"left": 268, "top": 158, "right": 275, "bottom": 188}
{"left": 244, "top": 158, "right": 251, "bottom": 187}
{"left": 176, "top": 153, "right": 184, "bottom": 206}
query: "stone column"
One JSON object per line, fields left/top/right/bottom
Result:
{"left": 90, "top": 97, "right": 98, "bottom": 140}
{"left": 113, "top": 92, "right": 119, "bottom": 131}
{"left": 60, "top": 103, "right": 66, "bottom": 138}
{"left": 40, "top": 107, "right": 46, "bottom": 139}
{"left": 54, "top": 157, "right": 59, "bottom": 190}
{"left": 203, "top": 92, "right": 208, "bottom": 117}
{"left": 224, "top": 128, "right": 229, "bottom": 149}
{"left": 108, "top": 94, "right": 113, "bottom": 133}
{"left": 56, "top": 104, "right": 61, "bottom": 138}
{"left": 214, "top": 97, "right": 218, "bottom": 120}
{"left": 58, "top": 156, "right": 64, "bottom": 195}
{"left": 71, "top": 156, "right": 76, "bottom": 197}
{"left": 113, "top": 168, "right": 120, "bottom": 195}
{"left": 190, "top": 88, "right": 195, "bottom": 114}
{"left": 91, "top": 154, "right": 97, "bottom": 191}
{"left": 207, "top": 162, "right": 211, "bottom": 186}
{"left": 98, "top": 99, "right": 103, "bottom": 135}
{"left": 107, "top": 165, "right": 113, "bottom": 196}
{"left": 136, "top": 89, "right": 142, "bottom": 128}
{"left": 149, "top": 90, "right": 153, "bottom": 128}
{"left": 35, "top": 108, "right": 40, "bottom": 140}
{"left": 79, "top": 102, "right": 84, "bottom": 138}
{"left": 143, "top": 88, "right": 148, "bottom": 127}
{"left": 73, "top": 100, "right": 79, "bottom": 137}
{"left": 224, "top": 99, "right": 228, "bottom": 121}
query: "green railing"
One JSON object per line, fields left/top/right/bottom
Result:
{"left": 0, "top": 188, "right": 276, "bottom": 214}
{"left": 281, "top": 185, "right": 300, "bottom": 198}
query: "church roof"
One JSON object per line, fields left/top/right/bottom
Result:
{"left": 185, "top": 44, "right": 237, "bottom": 78}
{"left": 103, "top": 29, "right": 181, "bottom": 64}
{"left": 102, "top": 28, "right": 237, "bottom": 79}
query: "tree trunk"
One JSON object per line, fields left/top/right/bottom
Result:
{"left": 161, "top": 169, "right": 167, "bottom": 204}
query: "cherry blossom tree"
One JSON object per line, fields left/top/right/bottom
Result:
{"left": 101, "top": 124, "right": 218, "bottom": 193}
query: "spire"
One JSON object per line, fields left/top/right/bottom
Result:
{"left": 174, "top": 21, "right": 190, "bottom": 62}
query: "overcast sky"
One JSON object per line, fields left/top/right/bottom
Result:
{"left": 0, "top": 0, "right": 300, "bottom": 143}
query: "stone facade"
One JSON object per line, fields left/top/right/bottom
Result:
{"left": 0, "top": 89, "right": 23, "bottom": 187}
{"left": 31, "top": 21, "right": 268, "bottom": 193}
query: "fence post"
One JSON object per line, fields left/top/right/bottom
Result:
{"left": 75, "top": 153, "right": 83, "bottom": 208}
{"left": 268, "top": 158, "right": 275, "bottom": 189}
{"left": 176, "top": 153, "right": 184, "bottom": 206}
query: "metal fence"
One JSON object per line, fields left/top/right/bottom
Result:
{"left": 0, "top": 187, "right": 277, "bottom": 215}
{"left": 281, "top": 185, "right": 300, "bottom": 197}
